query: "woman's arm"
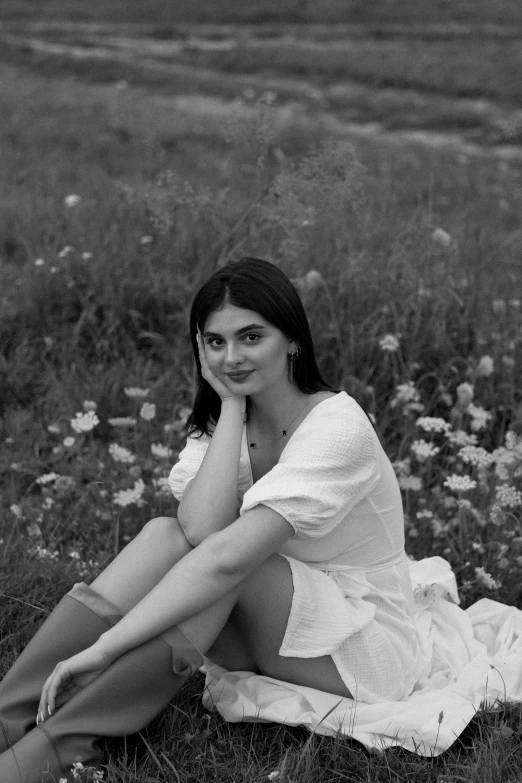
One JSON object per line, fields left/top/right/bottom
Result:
{"left": 177, "top": 331, "right": 246, "bottom": 546}
{"left": 99, "top": 505, "right": 293, "bottom": 658}
{"left": 177, "top": 397, "right": 243, "bottom": 546}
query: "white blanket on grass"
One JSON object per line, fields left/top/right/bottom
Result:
{"left": 200, "top": 557, "right": 522, "bottom": 756}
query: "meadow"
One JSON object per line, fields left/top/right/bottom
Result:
{"left": 1, "top": 2, "right": 522, "bottom": 780}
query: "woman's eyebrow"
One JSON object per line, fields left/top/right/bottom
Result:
{"left": 204, "top": 324, "right": 267, "bottom": 337}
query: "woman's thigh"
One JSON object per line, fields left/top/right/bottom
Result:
{"left": 90, "top": 516, "right": 193, "bottom": 613}
{"left": 211, "top": 554, "right": 352, "bottom": 699}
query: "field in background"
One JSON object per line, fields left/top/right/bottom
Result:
{"left": 1, "top": 2, "right": 522, "bottom": 781}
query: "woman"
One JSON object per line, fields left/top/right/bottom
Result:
{"left": 0, "top": 257, "right": 421, "bottom": 782}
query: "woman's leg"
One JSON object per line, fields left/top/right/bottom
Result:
{"left": 178, "top": 553, "right": 352, "bottom": 698}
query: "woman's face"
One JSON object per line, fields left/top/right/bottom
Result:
{"left": 202, "top": 304, "right": 295, "bottom": 395}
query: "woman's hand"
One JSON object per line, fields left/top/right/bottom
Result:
{"left": 37, "top": 641, "right": 114, "bottom": 723}
{"left": 197, "top": 330, "right": 246, "bottom": 414}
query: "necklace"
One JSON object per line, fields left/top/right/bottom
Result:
{"left": 247, "top": 400, "right": 312, "bottom": 449}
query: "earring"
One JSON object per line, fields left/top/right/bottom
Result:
{"left": 289, "top": 347, "right": 301, "bottom": 384}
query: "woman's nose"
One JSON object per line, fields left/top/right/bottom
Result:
{"left": 225, "top": 342, "right": 244, "bottom": 366}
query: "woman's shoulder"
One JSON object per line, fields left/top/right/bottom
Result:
{"left": 289, "top": 391, "right": 375, "bottom": 453}
{"left": 305, "top": 391, "right": 371, "bottom": 428}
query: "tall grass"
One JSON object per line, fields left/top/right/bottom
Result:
{"left": 1, "top": 61, "right": 522, "bottom": 781}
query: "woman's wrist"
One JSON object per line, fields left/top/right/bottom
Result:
{"left": 96, "top": 630, "right": 126, "bottom": 664}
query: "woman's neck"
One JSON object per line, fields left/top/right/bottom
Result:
{"left": 248, "top": 384, "right": 310, "bottom": 437}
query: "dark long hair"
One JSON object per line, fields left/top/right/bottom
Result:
{"left": 186, "top": 257, "right": 336, "bottom": 436}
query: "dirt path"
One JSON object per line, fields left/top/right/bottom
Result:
{"left": 2, "top": 22, "right": 521, "bottom": 163}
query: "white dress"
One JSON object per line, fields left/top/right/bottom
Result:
{"left": 168, "top": 392, "right": 424, "bottom": 704}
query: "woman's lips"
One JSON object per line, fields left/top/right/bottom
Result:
{"left": 226, "top": 370, "right": 254, "bottom": 383}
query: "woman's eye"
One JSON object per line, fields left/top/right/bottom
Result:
{"left": 244, "top": 333, "right": 261, "bottom": 343}
{"left": 207, "top": 339, "right": 223, "bottom": 348}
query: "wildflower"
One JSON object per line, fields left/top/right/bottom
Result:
{"left": 140, "top": 402, "right": 156, "bottom": 421}
{"left": 268, "top": 772, "right": 281, "bottom": 781}
{"left": 495, "top": 484, "right": 522, "bottom": 509}
{"left": 379, "top": 334, "right": 400, "bottom": 352}
{"left": 475, "top": 567, "right": 500, "bottom": 590}
{"left": 502, "top": 355, "right": 515, "bottom": 368}
{"left": 70, "top": 411, "right": 99, "bottom": 433}
{"left": 458, "top": 446, "right": 494, "bottom": 468}
{"left": 467, "top": 403, "right": 492, "bottom": 432}
{"left": 27, "top": 522, "right": 41, "bottom": 538}
{"left": 398, "top": 475, "right": 423, "bottom": 491}
{"left": 124, "top": 387, "right": 150, "bottom": 399}
{"left": 392, "top": 459, "right": 411, "bottom": 476}
{"left": 64, "top": 194, "right": 81, "bottom": 207}
{"left": 456, "top": 382, "right": 474, "bottom": 408}
{"left": 54, "top": 476, "right": 76, "bottom": 494}
{"left": 410, "top": 439, "right": 440, "bottom": 462}
{"left": 390, "top": 381, "right": 421, "bottom": 409}
{"left": 57, "top": 245, "right": 74, "bottom": 258}
{"left": 47, "top": 423, "right": 61, "bottom": 435}
{"left": 151, "top": 443, "right": 173, "bottom": 459}
{"left": 81, "top": 251, "right": 92, "bottom": 260}
{"left": 492, "top": 299, "right": 507, "bottom": 315}
{"left": 5, "top": 437, "right": 14, "bottom": 444}
{"left": 34, "top": 258, "right": 45, "bottom": 267}
{"left": 139, "top": 235, "right": 153, "bottom": 245}
{"left": 416, "top": 416, "right": 451, "bottom": 434}
{"left": 33, "top": 545, "right": 60, "bottom": 562}
{"left": 108, "top": 416, "right": 137, "bottom": 428}
{"left": 447, "top": 429, "right": 478, "bottom": 447}
{"left": 476, "top": 355, "right": 494, "bottom": 377}
{"left": 50, "top": 266, "right": 58, "bottom": 273}
{"left": 129, "top": 465, "right": 142, "bottom": 478}
{"left": 63, "top": 436, "right": 75, "bottom": 448}
{"left": 10, "top": 504, "right": 23, "bottom": 518}
{"left": 113, "top": 479, "right": 146, "bottom": 508}
{"left": 108, "top": 443, "right": 136, "bottom": 464}
{"left": 42, "top": 497, "right": 54, "bottom": 510}
{"left": 36, "top": 472, "right": 60, "bottom": 485}
{"left": 431, "top": 228, "right": 451, "bottom": 248}
{"left": 82, "top": 400, "right": 97, "bottom": 412}
{"left": 509, "top": 299, "right": 521, "bottom": 308}
{"left": 152, "top": 477, "right": 171, "bottom": 495}
{"left": 416, "top": 509, "right": 433, "bottom": 519}
{"left": 304, "top": 269, "right": 324, "bottom": 291}
{"left": 443, "top": 475, "right": 477, "bottom": 492}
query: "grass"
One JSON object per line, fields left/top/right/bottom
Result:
{"left": 1, "top": 7, "right": 522, "bottom": 780}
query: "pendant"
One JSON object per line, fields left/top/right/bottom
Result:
{"left": 282, "top": 430, "right": 287, "bottom": 436}
{"left": 250, "top": 442, "right": 257, "bottom": 449}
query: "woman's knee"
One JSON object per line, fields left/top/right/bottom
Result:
{"left": 139, "top": 516, "right": 193, "bottom": 556}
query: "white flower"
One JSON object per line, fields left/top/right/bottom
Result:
{"left": 42, "top": 497, "right": 54, "bottom": 510}
{"left": 64, "top": 194, "right": 82, "bottom": 207}
{"left": 476, "top": 355, "right": 494, "bottom": 377}
{"left": 57, "top": 245, "right": 74, "bottom": 258}
{"left": 82, "top": 400, "right": 97, "bottom": 412}
{"left": 124, "top": 387, "right": 150, "bottom": 399}
{"left": 509, "top": 299, "right": 520, "bottom": 308}
{"left": 150, "top": 443, "right": 173, "bottom": 459}
{"left": 113, "top": 479, "right": 146, "bottom": 508}
{"left": 410, "top": 439, "right": 440, "bottom": 462}
{"left": 456, "top": 382, "right": 474, "bottom": 408}
{"left": 268, "top": 772, "right": 281, "bottom": 781}
{"left": 467, "top": 403, "right": 492, "bottom": 432}
{"left": 398, "top": 475, "right": 423, "bottom": 491}
{"left": 443, "top": 474, "right": 477, "bottom": 492}
{"left": 152, "top": 477, "right": 171, "bottom": 496}
{"left": 47, "top": 423, "right": 61, "bottom": 435}
{"left": 392, "top": 458, "right": 411, "bottom": 476}
{"left": 390, "top": 381, "right": 420, "bottom": 409}
{"left": 139, "top": 235, "right": 153, "bottom": 245}
{"left": 416, "top": 416, "right": 451, "bottom": 434}
{"left": 34, "top": 258, "right": 45, "bottom": 267}
{"left": 431, "top": 228, "right": 451, "bottom": 248}
{"left": 63, "top": 436, "right": 75, "bottom": 448}
{"left": 492, "top": 299, "right": 506, "bottom": 315}
{"left": 458, "top": 446, "right": 494, "bottom": 468}
{"left": 475, "top": 567, "right": 500, "bottom": 590}
{"left": 379, "top": 334, "right": 400, "bottom": 352}
{"left": 304, "top": 269, "right": 324, "bottom": 291}
{"left": 50, "top": 266, "right": 58, "bottom": 273}
{"left": 109, "top": 443, "right": 136, "bottom": 464}
{"left": 70, "top": 411, "right": 99, "bottom": 433}
{"left": 36, "top": 472, "right": 60, "bottom": 485}
{"left": 10, "top": 504, "right": 23, "bottom": 518}
{"left": 495, "top": 484, "right": 522, "bottom": 509}
{"left": 140, "top": 402, "right": 156, "bottom": 421}
{"left": 81, "top": 251, "right": 92, "bottom": 260}
{"left": 108, "top": 417, "right": 137, "bottom": 428}
{"left": 446, "top": 429, "right": 477, "bottom": 447}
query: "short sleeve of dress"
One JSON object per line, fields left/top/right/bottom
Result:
{"left": 168, "top": 432, "right": 211, "bottom": 501}
{"left": 239, "top": 396, "right": 381, "bottom": 539}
